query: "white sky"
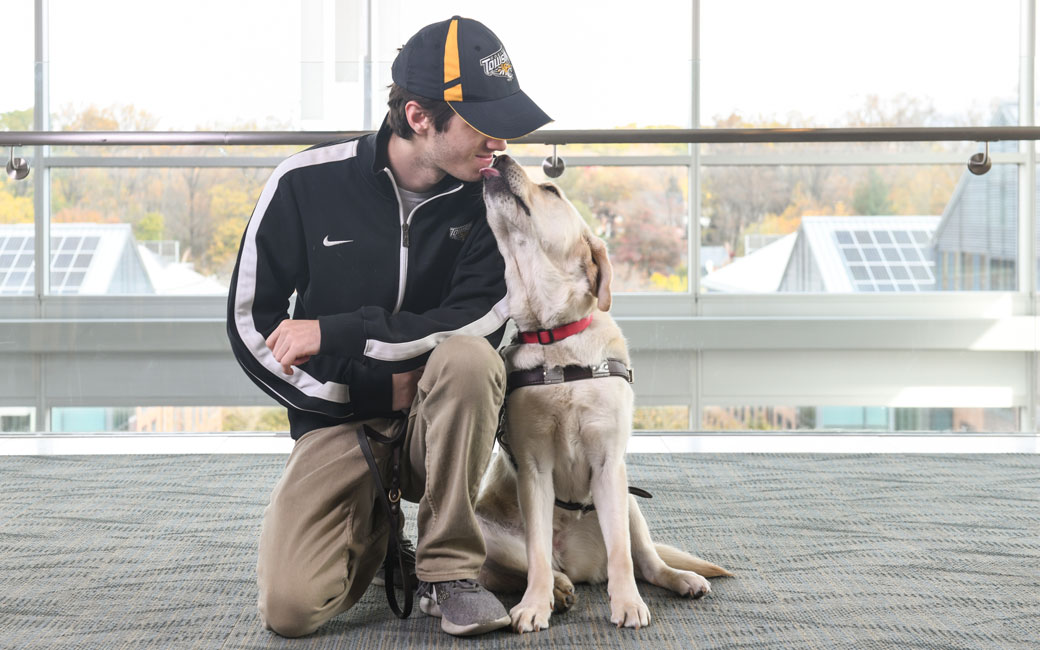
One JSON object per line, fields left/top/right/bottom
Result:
{"left": 0, "top": 0, "right": 1024, "bottom": 129}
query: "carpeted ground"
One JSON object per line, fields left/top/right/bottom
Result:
{"left": 0, "top": 453, "right": 1037, "bottom": 649}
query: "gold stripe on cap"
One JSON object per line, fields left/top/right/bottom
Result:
{"left": 443, "top": 18, "right": 462, "bottom": 101}
{"left": 444, "top": 82, "right": 463, "bottom": 102}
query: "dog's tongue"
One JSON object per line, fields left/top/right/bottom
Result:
{"left": 480, "top": 167, "right": 500, "bottom": 179}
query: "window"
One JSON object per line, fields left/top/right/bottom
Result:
{"left": 701, "top": 0, "right": 1019, "bottom": 128}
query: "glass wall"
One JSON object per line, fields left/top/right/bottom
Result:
{"left": 701, "top": 0, "right": 1019, "bottom": 128}
{"left": 1, "top": 1, "right": 1037, "bottom": 435}
{"left": 700, "top": 163, "right": 1019, "bottom": 293}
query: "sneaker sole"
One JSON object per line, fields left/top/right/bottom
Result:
{"left": 420, "top": 597, "right": 510, "bottom": 636}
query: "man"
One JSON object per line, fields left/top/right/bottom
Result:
{"left": 226, "top": 16, "right": 551, "bottom": 638}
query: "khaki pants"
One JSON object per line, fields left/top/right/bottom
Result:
{"left": 256, "top": 335, "right": 505, "bottom": 637}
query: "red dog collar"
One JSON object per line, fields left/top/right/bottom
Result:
{"left": 518, "top": 314, "right": 594, "bottom": 345}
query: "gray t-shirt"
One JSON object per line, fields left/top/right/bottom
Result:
{"left": 398, "top": 186, "right": 436, "bottom": 217}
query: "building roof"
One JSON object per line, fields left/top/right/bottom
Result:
{"left": 702, "top": 233, "right": 796, "bottom": 293}
{"left": 0, "top": 223, "right": 223, "bottom": 295}
{"left": 704, "top": 216, "right": 941, "bottom": 294}
{"left": 796, "top": 216, "right": 940, "bottom": 292}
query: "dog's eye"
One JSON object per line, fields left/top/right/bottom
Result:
{"left": 542, "top": 184, "right": 560, "bottom": 197}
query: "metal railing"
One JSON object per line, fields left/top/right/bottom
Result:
{"left": 3, "top": 126, "right": 1040, "bottom": 147}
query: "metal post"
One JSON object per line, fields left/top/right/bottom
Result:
{"left": 33, "top": 0, "right": 50, "bottom": 432}
{"left": 1021, "top": 0, "right": 1038, "bottom": 432}
{"left": 691, "top": 0, "right": 702, "bottom": 431}
{"left": 363, "top": 0, "right": 372, "bottom": 130}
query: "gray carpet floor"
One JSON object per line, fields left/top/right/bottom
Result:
{"left": 0, "top": 453, "right": 1037, "bottom": 649}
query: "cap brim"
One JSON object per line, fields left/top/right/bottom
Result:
{"left": 448, "top": 90, "right": 552, "bottom": 140}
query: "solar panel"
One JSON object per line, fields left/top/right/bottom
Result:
{"left": 50, "top": 234, "right": 93, "bottom": 293}
{"left": 834, "top": 225, "right": 938, "bottom": 292}
{"left": 0, "top": 232, "right": 96, "bottom": 294}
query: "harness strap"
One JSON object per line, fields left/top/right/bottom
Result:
{"left": 553, "top": 486, "right": 653, "bottom": 513}
{"left": 356, "top": 420, "right": 412, "bottom": 619}
{"left": 506, "top": 358, "right": 633, "bottom": 394}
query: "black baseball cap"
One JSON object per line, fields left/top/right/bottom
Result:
{"left": 391, "top": 16, "right": 552, "bottom": 140}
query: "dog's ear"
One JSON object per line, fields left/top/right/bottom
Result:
{"left": 584, "top": 235, "right": 613, "bottom": 311}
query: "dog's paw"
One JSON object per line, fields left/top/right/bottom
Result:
{"left": 609, "top": 596, "right": 651, "bottom": 629}
{"left": 674, "top": 571, "right": 711, "bottom": 599}
{"left": 553, "top": 574, "right": 577, "bottom": 613}
{"left": 510, "top": 599, "right": 552, "bottom": 633}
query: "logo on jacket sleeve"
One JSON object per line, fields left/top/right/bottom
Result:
{"left": 449, "top": 222, "right": 473, "bottom": 241}
{"left": 479, "top": 48, "right": 514, "bottom": 81}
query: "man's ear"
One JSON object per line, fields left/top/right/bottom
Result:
{"left": 584, "top": 234, "right": 613, "bottom": 311}
{"left": 404, "top": 101, "right": 432, "bottom": 136}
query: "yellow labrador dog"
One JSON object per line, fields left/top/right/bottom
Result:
{"left": 476, "top": 156, "right": 730, "bottom": 633}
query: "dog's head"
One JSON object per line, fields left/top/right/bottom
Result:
{"left": 482, "top": 155, "right": 612, "bottom": 327}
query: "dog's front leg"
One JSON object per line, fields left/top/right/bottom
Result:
{"left": 591, "top": 460, "right": 651, "bottom": 628}
{"left": 510, "top": 463, "right": 556, "bottom": 633}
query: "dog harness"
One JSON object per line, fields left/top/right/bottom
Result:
{"left": 497, "top": 351, "right": 650, "bottom": 513}
{"left": 506, "top": 358, "right": 633, "bottom": 392}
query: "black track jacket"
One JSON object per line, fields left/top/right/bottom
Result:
{"left": 227, "top": 119, "right": 508, "bottom": 439}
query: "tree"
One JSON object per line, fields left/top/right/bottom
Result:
{"left": 552, "top": 165, "right": 688, "bottom": 290}
{"left": 852, "top": 169, "right": 893, "bottom": 215}
{"left": 134, "top": 212, "right": 165, "bottom": 241}
{"left": 612, "top": 214, "right": 684, "bottom": 278}
{"left": 703, "top": 94, "right": 968, "bottom": 258}
{"left": 0, "top": 189, "right": 33, "bottom": 224}
{"left": 0, "top": 108, "right": 33, "bottom": 131}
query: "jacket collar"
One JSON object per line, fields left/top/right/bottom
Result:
{"left": 360, "top": 114, "right": 468, "bottom": 197}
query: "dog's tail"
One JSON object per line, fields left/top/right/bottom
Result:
{"left": 655, "top": 543, "right": 733, "bottom": 577}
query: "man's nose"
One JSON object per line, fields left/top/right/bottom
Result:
{"left": 486, "top": 138, "right": 507, "bottom": 152}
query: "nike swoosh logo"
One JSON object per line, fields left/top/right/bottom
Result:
{"left": 323, "top": 236, "right": 354, "bottom": 247}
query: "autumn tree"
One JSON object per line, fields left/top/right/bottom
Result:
{"left": 1, "top": 108, "right": 36, "bottom": 218}
{"left": 703, "top": 94, "right": 967, "bottom": 258}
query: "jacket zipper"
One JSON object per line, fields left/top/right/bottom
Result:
{"left": 382, "top": 169, "right": 464, "bottom": 313}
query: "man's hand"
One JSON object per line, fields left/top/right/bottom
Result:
{"left": 266, "top": 319, "right": 321, "bottom": 375}
{"left": 392, "top": 366, "right": 424, "bottom": 411}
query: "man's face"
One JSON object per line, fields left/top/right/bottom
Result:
{"left": 423, "top": 115, "right": 507, "bottom": 182}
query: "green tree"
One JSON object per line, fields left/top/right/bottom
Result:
{"left": 852, "top": 169, "right": 893, "bottom": 215}
{"left": 0, "top": 108, "right": 33, "bottom": 131}
{"left": 134, "top": 212, "right": 165, "bottom": 241}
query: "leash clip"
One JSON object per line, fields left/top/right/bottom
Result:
{"left": 543, "top": 365, "right": 565, "bottom": 384}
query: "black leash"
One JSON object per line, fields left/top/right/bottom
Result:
{"left": 355, "top": 418, "right": 412, "bottom": 619}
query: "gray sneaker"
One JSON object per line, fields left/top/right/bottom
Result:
{"left": 417, "top": 579, "right": 511, "bottom": 636}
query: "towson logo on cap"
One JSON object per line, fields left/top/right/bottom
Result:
{"left": 479, "top": 48, "right": 514, "bottom": 81}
